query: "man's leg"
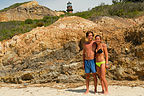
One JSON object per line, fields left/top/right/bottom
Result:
{"left": 92, "top": 73, "right": 97, "bottom": 93}
{"left": 85, "top": 73, "right": 90, "bottom": 94}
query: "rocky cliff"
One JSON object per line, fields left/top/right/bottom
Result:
{"left": 0, "top": 16, "right": 143, "bottom": 84}
{"left": 0, "top": 1, "right": 64, "bottom": 22}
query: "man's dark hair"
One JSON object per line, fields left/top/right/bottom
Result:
{"left": 86, "top": 31, "right": 94, "bottom": 37}
{"left": 95, "top": 35, "right": 102, "bottom": 40}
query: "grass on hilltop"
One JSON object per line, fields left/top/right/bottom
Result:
{"left": 0, "top": 16, "right": 59, "bottom": 41}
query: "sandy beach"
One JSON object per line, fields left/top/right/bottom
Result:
{"left": 0, "top": 84, "right": 143, "bottom": 96}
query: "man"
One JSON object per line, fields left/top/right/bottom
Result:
{"left": 83, "top": 31, "right": 97, "bottom": 94}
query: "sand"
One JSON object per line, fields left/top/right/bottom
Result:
{"left": 0, "top": 85, "right": 143, "bottom": 96}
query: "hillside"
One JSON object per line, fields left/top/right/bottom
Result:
{"left": 65, "top": 2, "right": 144, "bottom": 19}
{"left": 0, "top": 16, "right": 59, "bottom": 41}
{"left": 0, "top": 1, "right": 64, "bottom": 22}
{"left": 0, "top": 1, "right": 31, "bottom": 12}
{"left": 0, "top": 1, "right": 143, "bottom": 84}
{"left": 0, "top": 16, "right": 143, "bottom": 84}
{"left": 0, "top": 1, "right": 144, "bottom": 42}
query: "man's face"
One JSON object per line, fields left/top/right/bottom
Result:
{"left": 95, "top": 36, "right": 101, "bottom": 43}
{"left": 88, "top": 33, "right": 93, "bottom": 41}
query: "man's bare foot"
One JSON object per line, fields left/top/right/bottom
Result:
{"left": 104, "top": 91, "right": 108, "bottom": 95}
{"left": 84, "top": 90, "right": 89, "bottom": 94}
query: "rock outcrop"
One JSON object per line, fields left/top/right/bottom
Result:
{"left": 0, "top": 16, "right": 99, "bottom": 83}
{"left": 0, "top": 16, "right": 143, "bottom": 84}
{"left": 0, "top": 1, "right": 64, "bottom": 22}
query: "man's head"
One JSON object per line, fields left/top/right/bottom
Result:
{"left": 86, "top": 31, "right": 94, "bottom": 41}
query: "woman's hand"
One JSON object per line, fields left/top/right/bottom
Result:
{"left": 105, "top": 64, "right": 108, "bottom": 69}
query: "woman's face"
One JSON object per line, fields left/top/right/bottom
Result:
{"left": 95, "top": 36, "right": 101, "bottom": 43}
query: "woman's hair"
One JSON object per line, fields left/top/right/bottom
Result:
{"left": 86, "top": 31, "right": 94, "bottom": 37}
{"left": 95, "top": 35, "right": 102, "bottom": 40}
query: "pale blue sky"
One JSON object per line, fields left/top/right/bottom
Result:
{"left": 0, "top": 0, "right": 113, "bottom": 12}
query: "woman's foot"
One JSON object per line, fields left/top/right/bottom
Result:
{"left": 84, "top": 90, "right": 89, "bottom": 94}
{"left": 102, "top": 90, "right": 104, "bottom": 93}
{"left": 104, "top": 91, "right": 108, "bottom": 95}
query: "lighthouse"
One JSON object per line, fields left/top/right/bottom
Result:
{"left": 66, "top": 1, "right": 73, "bottom": 13}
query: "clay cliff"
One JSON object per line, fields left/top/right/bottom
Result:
{"left": 0, "top": 16, "right": 143, "bottom": 84}
{"left": 0, "top": 1, "right": 64, "bottom": 22}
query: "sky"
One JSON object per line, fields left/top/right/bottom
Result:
{"left": 0, "top": 0, "right": 113, "bottom": 13}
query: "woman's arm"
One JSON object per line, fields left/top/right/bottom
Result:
{"left": 103, "top": 43, "right": 108, "bottom": 68}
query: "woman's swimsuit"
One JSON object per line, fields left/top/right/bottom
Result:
{"left": 96, "top": 61, "right": 105, "bottom": 67}
{"left": 97, "top": 49, "right": 103, "bottom": 53}
{"left": 96, "top": 48, "right": 105, "bottom": 67}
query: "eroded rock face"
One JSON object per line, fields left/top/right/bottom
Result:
{"left": 0, "top": 1, "right": 64, "bottom": 22}
{"left": 0, "top": 16, "right": 100, "bottom": 83}
{"left": 0, "top": 16, "right": 143, "bottom": 84}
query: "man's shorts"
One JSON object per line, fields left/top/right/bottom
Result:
{"left": 84, "top": 59, "right": 96, "bottom": 73}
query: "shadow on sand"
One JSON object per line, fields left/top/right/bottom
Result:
{"left": 66, "top": 89, "right": 100, "bottom": 94}
{"left": 66, "top": 89, "right": 104, "bottom": 94}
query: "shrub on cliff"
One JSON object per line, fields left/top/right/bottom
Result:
{"left": 109, "top": 2, "right": 144, "bottom": 18}
{"left": 43, "top": 16, "right": 59, "bottom": 24}
{"left": 36, "top": 22, "right": 44, "bottom": 27}
{"left": 25, "top": 19, "right": 33, "bottom": 24}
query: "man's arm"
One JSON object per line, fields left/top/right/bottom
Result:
{"left": 92, "top": 41, "right": 97, "bottom": 52}
{"left": 103, "top": 44, "right": 108, "bottom": 68}
{"left": 83, "top": 44, "right": 85, "bottom": 69}
{"left": 92, "top": 41, "right": 97, "bottom": 63}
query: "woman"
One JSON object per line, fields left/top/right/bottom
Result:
{"left": 95, "top": 35, "right": 108, "bottom": 94}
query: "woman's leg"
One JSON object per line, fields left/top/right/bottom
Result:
{"left": 100, "top": 63, "right": 108, "bottom": 94}
{"left": 96, "top": 66, "right": 104, "bottom": 92}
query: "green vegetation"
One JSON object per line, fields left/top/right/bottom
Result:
{"left": 0, "top": 1, "right": 31, "bottom": 12}
{"left": 112, "top": 0, "right": 144, "bottom": 3}
{"left": 62, "top": 2, "right": 144, "bottom": 19}
{"left": 0, "top": 16, "right": 59, "bottom": 41}
{"left": 25, "top": 19, "right": 33, "bottom": 24}
{"left": 0, "top": 1, "right": 144, "bottom": 41}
